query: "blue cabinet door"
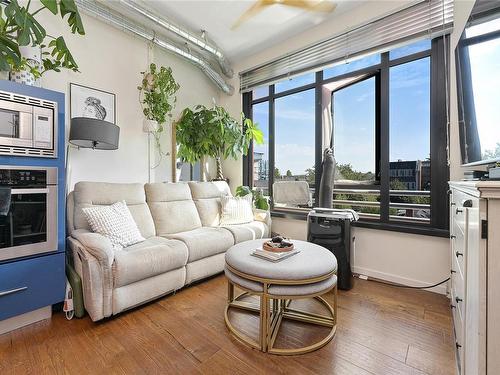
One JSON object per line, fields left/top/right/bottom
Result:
{"left": 0, "top": 252, "right": 65, "bottom": 321}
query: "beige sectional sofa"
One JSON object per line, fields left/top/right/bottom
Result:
{"left": 67, "top": 180, "right": 270, "bottom": 321}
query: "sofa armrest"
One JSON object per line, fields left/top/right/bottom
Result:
{"left": 254, "top": 208, "right": 272, "bottom": 229}
{"left": 71, "top": 229, "right": 115, "bottom": 267}
{"left": 68, "top": 229, "right": 115, "bottom": 321}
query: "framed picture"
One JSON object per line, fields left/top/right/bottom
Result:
{"left": 70, "top": 83, "right": 116, "bottom": 124}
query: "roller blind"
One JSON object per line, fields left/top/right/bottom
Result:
{"left": 240, "top": 0, "right": 453, "bottom": 92}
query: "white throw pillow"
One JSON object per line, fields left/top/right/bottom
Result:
{"left": 220, "top": 194, "right": 254, "bottom": 225}
{"left": 82, "top": 201, "right": 145, "bottom": 249}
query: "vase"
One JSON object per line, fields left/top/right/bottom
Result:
{"left": 143, "top": 119, "right": 159, "bottom": 133}
{"left": 9, "top": 46, "right": 41, "bottom": 87}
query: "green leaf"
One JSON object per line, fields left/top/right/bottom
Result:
{"left": 60, "top": 0, "right": 85, "bottom": 35}
{"left": 41, "top": 0, "right": 58, "bottom": 15}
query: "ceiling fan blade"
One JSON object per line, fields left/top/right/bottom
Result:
{"left": 231, "top": 0, "right": 270, "bottom": 30}
{"left": 279, "top": 0, "right": 337, "bottom": 13}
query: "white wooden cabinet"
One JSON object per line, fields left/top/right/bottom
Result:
{"left": 449, "top": 181, "right": 500, "bottom": 375}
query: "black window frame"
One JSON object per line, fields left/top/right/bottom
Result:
{"left": 243, "top": 37, "right": 449, "bottom": 237}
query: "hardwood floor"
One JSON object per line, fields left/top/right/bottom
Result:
{"left": 0, "top": 276, "right": 456, "bottom": 375}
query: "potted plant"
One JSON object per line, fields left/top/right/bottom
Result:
{"left": 235, "top": 185, "right": 269, "bottom": 210}
{"left": 175, "top": 104, "right": 263, "bottom": 180}
{"left": 138, "top": 63, "right": 180, "bottom": 166}
{"left": 0, "top": 0, "right": 85, "bottom": 85}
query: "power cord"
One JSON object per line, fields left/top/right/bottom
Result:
{"left": 356, "top": 274, "right": 450, "bottom": 290}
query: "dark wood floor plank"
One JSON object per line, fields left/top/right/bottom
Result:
{"left": 0, "top": 275, "right": 455, "bottom": 375}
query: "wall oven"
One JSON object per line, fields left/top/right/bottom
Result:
{"left": 0, "top": 166, "right": 58, "bottom": 261}
{"left": 0, "top": 90, "right": 57, "bottom": 158}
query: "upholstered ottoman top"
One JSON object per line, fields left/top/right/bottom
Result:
{"left": 225, "top": 239, "right": 337, "bottom": 282}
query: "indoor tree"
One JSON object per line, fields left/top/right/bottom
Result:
{"left": 175, "top": 104, "right": 263, "bottom": 181}
{"left": 0, "top": 0, "right": 85, "bottom": 76}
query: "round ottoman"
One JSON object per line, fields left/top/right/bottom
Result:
{"left": 224, "top": 239, "right": 338, "bottom": 355}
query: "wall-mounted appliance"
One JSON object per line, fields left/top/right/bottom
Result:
{"left": 0, "top": 166, "right": 58, "bottom": 261}
{"left": 0, "top": 90, "right": 57, "bottom": 158}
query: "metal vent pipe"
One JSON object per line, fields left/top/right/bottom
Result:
{"left": 119, "top": 0, "right": 234, "bottom": 78}
{"left": 75, "top": 0, "right": 234, "bottom": 95}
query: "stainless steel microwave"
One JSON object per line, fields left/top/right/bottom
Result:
{"left": 0, "top": 90, "right": 57, "bottom": 158}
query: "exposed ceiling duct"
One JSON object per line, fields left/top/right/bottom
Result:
{"left": 119, "top": 0, "right": 234, "bottom": 79}
{"left": 75, "top": 0, "right": 234, "bottom": 95}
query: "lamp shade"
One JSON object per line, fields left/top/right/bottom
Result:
{"left": 69, "top": 117, "right": 120, "bottom": 150}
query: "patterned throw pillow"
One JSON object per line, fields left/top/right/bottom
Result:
{"left": 220, "top": 194, "right": 254, "bottom": 225}
{"left": 82, "top": 201, "right": 145, "bottom": 249}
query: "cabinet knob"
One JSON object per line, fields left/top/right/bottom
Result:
{"left": 450, "top": 269, "right": 456, "bottom": 274}
{"left": 456, "top": 208, "right": 463, "bottom": 214}
{"left": 455, "top": 296, "right": 463, "bottom": 303}
{"left": 463, "top": 199, "right": 473, "bottom": 208}
{"left": 450, "top": 304, "right": 456, "bottom": 309}
{"left": 456, "top": 251, "right": 463, "bottom": 257}
{"left": 450, "top": 235, "right": 456, "bottom": 239}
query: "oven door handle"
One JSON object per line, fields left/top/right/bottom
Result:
{"left": 11, "top": 188, "right": 50, "bottom": 194}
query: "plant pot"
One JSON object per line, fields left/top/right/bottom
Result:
{"left": 143, "top": 119, "right": 159, "bottom": 133}
{"left": 9, "top": 46, "right": 41, "bottom": 87}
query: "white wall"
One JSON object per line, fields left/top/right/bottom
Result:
{"left": 38, "top": 10, "right": 219, "bottom": 189}
{"left": 272, "top": 218, "right": 450, "bottom": 294}
{"left": 219, "top": 0, "right": 477, "bottom": 294}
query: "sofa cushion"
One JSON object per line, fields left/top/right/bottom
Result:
{"left": 188, "top": 181, "right": 231, "bottom": 227}
{"left": 166, "top": 227, "right": 234, "bottom": 263}
{"left": 113, "top": 237, "right": 188, "bottom": 288}
{"left": 222, "top": 221, "right": 269, "bottom": 243}
{"left": 145, "top": 182, "right": 202, "bottom": 235}
{"left": 72, "top": 182, "right": 155, "bottom": 239}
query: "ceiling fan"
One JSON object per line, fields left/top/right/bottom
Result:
{"left": 231, "top": 0, "right": 337, "bottom": 30}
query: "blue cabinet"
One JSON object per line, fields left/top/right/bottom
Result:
{"left": 0, "top": 252, "right": 65, "bottom": 320}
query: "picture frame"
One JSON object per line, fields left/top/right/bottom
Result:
{"left": 70, "top": 83, "right": 116, "bottom": 124}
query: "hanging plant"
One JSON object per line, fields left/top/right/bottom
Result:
{"left": 138, "top": 63, "right": 180, "bottom": 167}
{"left": 175, "top": 104, "right": 263, "bottom": 180}
{"left": 0, "top": 0, "right": 85, "bottom": 77}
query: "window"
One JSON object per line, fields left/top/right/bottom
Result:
{"left": 252, "top": 86, "right": 269, "bottom": 100}
{"left": 243, "top": 37, "right": 449, "bottom": 235}
{"left": 252, "top": 102, "right": 270, "bottom": 195}
{"left": 389, "top": 57, "right": 431, "bottom": 222}
{"left": 389, "top": 39, "right": 431, "bottom": 60}
{"left": 274, "top": 88, "right": 315, "bottom": 208}
{"left": 275, "top": 72, "right": 315, "bottom": 93}
{"left": 324, "top": 54, "right": 380, "bottom": 79}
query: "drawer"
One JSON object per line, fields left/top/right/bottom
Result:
{"left": 451, "top": 268, "right": 465, "bottom": 323}
{"left": 0, "top": 252, "right": 65, "bottom": 321}
{"left": 451, "top": 287, "right": 464, "bottom": 373}
{"left": 451, "top": 189, "right": 477, "bottom": 234}
{"left": 452, "top": 227, "right": 466, "bottom": 276}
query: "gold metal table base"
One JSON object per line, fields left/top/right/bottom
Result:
{"left": 224, "top": 279, "right": 337, "bottom": 355}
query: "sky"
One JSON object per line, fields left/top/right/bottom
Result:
{"left": 252, "top": 29, "right": 500, "bottom": 176}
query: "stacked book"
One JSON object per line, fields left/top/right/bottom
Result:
{"left": 251, "top": 247, "right": 300, "bottom": 262}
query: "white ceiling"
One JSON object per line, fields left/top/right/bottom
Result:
{"left": 132, "top": 0, "right": 368, "bottom": 61}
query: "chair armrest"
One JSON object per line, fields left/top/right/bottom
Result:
{"left": 71, "top": 229, "right": 115, "bottom": 267}
{"left": 254, "top": 208, "right": 272, "bottom": 228}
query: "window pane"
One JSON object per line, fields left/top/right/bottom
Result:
{"left": 333, "top": 77, "right": 376, "bottom": 184}
{"left": 389, "top": 39, "right": 431, "bottom": 60}
{"left": 389, "top": 57, "right": 430, "bottom": 222}
{"left": 252, "top": 102, "right": 269, "bottom": 195}
{"left": 274, "top": 89, "right": 315, "bottom": 209}
{"left": 324, "top": 54, "right": 380, "bottom": 79}
{"left": 332, "top": 76, "right": 379, "bottom": 216}
{"left": 275, "top": 72, "right": 315, "bottom": 93}
{"left": 465, "top": 16, "right": 500, "bottom": 38}
{"left": 467, "top": 37, "right": 500, "bottom": 161}
{"left": 252, "top": 86, "right": 268, "bottom": 100}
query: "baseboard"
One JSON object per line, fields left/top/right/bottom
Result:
{"left": 352, "top": 266, "right": 449, "bottom": 295}
{"left": 0, "top": 306, "right": 52, "bottom": 336}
